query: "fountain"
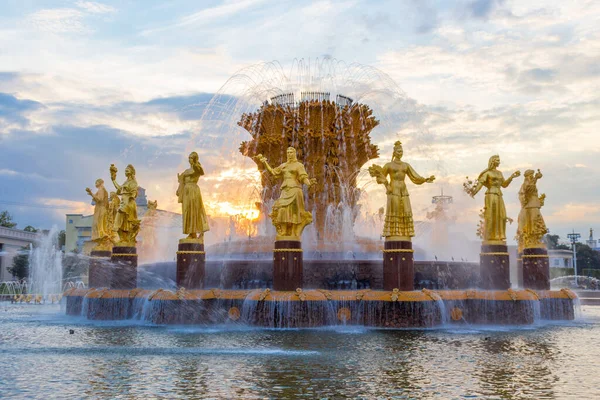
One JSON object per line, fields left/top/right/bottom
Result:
{"left": 63, "top": 60, "right": 577, "bottom": 328}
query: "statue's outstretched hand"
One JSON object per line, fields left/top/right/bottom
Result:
{"left": 512, "top": 171, "right": 521, "bottom": 179}
{"left": 426, "top": 175, "right": 436, "bottom": 183}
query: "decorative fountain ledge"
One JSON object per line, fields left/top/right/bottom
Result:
{"left": 64, "top": 288, "right": 577, "bottom": 328}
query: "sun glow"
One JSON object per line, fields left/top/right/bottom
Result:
{"left": 207, "top": 201, "right": 260, "bottom": 221}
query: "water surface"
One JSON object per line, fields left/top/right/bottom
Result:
{"left": 1, "top": 304, "right": 599, "bottom": 399}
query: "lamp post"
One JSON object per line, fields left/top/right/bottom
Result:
{"left": 567, "top": 230, "right": 581, "bottom": 286}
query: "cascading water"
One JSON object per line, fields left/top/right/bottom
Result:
{"left": 28, "top": 226, "right": 63, "bottom": 299}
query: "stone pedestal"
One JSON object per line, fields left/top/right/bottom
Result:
{"left": 523, "top": 247, "right": 550, "bottom": 290}
{"left": 89, "top": 250, "right": 112, "bottom": 288}
{"left": 110, "top": 246, "right": 137, "bottom": 289}
{"left": 383, "top": 240, "right": 414, "bottom": 291}
{"left": 273, "top": 240, "right": 303, "bottom": 291}
{"left": 480, "top": 244, "right": 510, "bottom": 290}
{"left": 176, "top": 241, "right": 205, "bottom": 289}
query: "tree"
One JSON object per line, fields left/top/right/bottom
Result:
{"left": 8, "top": 247, "right": 29, "bottom": 279}
{"left": 23, "top": 225, "right": 38, "bottom": 233}
{"left": 57, "top": 230, "right": 66, "bottom": 249}
{"left": 544, "top": 234, "right": 570, "bottom": 250}
{"left": 576, "top": 244, "right": 600, "bottom": 271}
{"left": 0, "top": 210, "right": 17, "bottom": 228}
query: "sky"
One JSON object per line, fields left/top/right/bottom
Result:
{"left": 0, "top": 0, "right": 599, "bottom": 245}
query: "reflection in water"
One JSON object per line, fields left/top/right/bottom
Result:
{"left": 1, "top": 305, "right": 599, "bottom": 399}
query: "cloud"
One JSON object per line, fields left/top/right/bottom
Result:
{"left": 75, "top": 1, "right": 117, "bottom": 15}
{"left": 464, "top": 0, "right": 506, "bottom": 19}
{"left": 27, "top": 8, "right": 89, "bottom": 34}
{"left": 141, "top": 0, "right": 268, "bottom": 35}
{"left": 26, "top": 2, "right": 115, "bottom": 34}
{"left": 0, "top": 92, "right": 43, "bottom": 128}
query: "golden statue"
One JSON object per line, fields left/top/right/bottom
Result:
{"left": 177, "top": 152, "right": 210, "bottom": 242}
{"left": 255, "top": 147, "right": 316, "bottom": 241}
{"left": 110, "top": 164, "right": 140, "bottom": 246}
{"left": 85, "top": 179, "right": 111, "bottom": 251}
{"left": 108, "top": 191, "right": 120, "bottom": 243}
{"left": 516, "top": 169, "right": 547, "bottom": 251}
{"left": 368, "top": 141, "right": 435, "bottom": 241}
{"left": 465, "top": 155, "right": 520, "bottom": 245}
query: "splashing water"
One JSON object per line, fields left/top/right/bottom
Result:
{"left": 28, "top": 226, "right": 63, "bottom": 299}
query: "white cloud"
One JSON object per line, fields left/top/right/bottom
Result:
{"left": 27, "top": 8, "right": 88, "bottom": 34}
{"left": 75, "top": 1, "right": 116, "bottom": 14}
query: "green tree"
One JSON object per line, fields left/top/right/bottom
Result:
{"left": 57, "top": 230, "right": 66, "bottom": 249}
{"left": 23, "top": 225, "right": 38, "bottom": 233}
{"left": 8, "top": 247, "right": 29, "bottom": 279}
{"left": 0, "top": 210, "right": 17, "bottom": 228}
{"left": 544, "top": 234, "right": 570, "bottom": 250}
{"left": 576, "top": 244, "right": 600, "bottom": 271}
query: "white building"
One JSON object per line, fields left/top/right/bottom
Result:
{"left": 548, "top": 249, "right": 573, "bottom": 269}
{"left": 0, "top": 226, "right": 40, "bottom": 281}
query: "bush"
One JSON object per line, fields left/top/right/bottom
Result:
{"left": 550, "top": 267, "right": 574, "bottom": 279}
{"left": 582, "top": 269, "right": 600, "bottom": 280}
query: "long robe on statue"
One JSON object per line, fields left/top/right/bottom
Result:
{"left": 271, "top": 161, "right": 310, "bottom": 226}
{"left": 178, "top": 168, "right": 209, "bottom": 235}
{"left": 477, "top": 169, "right": 508, "bottom": 242}
{"left": 382, "top": 161, "right": 427, "bottom": 238}
{"left": 91, "top": 187, "right": 109, "bottom": 240}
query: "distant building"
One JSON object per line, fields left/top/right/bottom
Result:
{"left": 0, "top": 226, "right": 40, "bottom": 281}
{"left": 586, "top": 228, "right": 599, "bottom": 250}
{"left": 548, "top": 249, "right": 573, "bottom": 269}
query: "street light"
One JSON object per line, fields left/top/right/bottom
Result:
{"left": 567, "top": 230, "right": 581, "bottom": 286}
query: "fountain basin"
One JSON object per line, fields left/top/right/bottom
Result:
{"left": 64, "top": 288, "right": 576, "bottom": 328}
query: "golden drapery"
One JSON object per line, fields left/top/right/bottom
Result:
{"left": 178, "top": 167, "right": 209, "bottom": 235}
{"left": 91, "top": 187, "right": 109, "bottom": 240}
{"left": 478, "top": 170, "right": 508, "bottom": 242}
{"left": 271, "top": 161, "right": 310, "bottom": 227}
{"left": 382, "top": 162, "right": 427, "bottom": 238}
{"left": 114, "top": 178, "right": 138, "bottom": 237}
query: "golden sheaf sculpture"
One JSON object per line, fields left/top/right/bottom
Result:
{"left": 516, "top": 169, "right": 548, "bottom": 252}
{"left": 465, "top": 155, "right": 520, "bottom": 245}
{"left": 255, "top": 147, "right": 316, "bottom": 241}
{"left": 177, "top": 151, "right": 210, "bottom": 243}
{"left": 110, "top": 163, "right": 141, "bottom": 247}
{"left": 368, "top": 141, "right": 435, "bottom": 241}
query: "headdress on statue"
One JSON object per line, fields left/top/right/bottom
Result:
{"left": 126, "top": 164, "right": 136, "bottom": 176}
{"left": 394, "top": 141, "right": 402, "bottom": 148}
{"left": 286, "top": 147, "right": 298, "bottom": 162}
{"left": 524, "top": 169, "right": 534, "bottom": 177}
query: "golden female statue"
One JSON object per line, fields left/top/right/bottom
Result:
{"left": 467, "top": 155, "right": 520, "bottom": 244}
{"left": 86, "top": 178, "right": 110, "bottom": 249}
{"left": 177, "top": 152, "right": 210, "bottom": 241}
{"left": 110, "top": 164, "right": 140, "bottom": 246}
{"left": 256, "top": 147, "right": 316, "bottom": 240}
{"left": 369, "top": 141, "right": 435, "bottom": 240}
{"left": 516, "top": 169, "right": 547, "bottom": 251}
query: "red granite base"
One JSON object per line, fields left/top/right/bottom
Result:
{"left": 63, "top": 288, "right": 577, "bottom": 327}
{"left": 480, "top": 244, "right": 510, "bottom": 290}
{"left": 383, "top": 240, "right": 414, "bottom": 291}
{"left": 523, "top": 247, "right": 550, "bottom": 290}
